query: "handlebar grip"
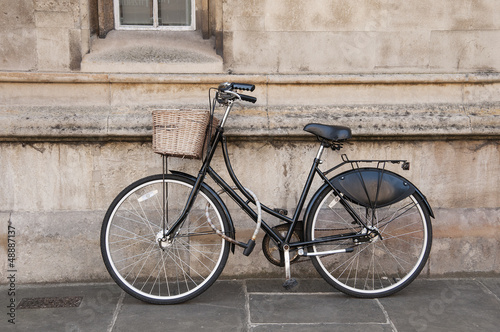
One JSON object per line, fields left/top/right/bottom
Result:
{"left": 232, "top": 83, "right": 255, "bottom": 92}
{"left": 239, "top": 94, "right": 257, "bottom": 103}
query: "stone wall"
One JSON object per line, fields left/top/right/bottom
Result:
{"left": 1, "top": 73, "right": 499, "bottom": 283}
{"left": 3, "top": 0, "right": 498, "bottom": 74}
{"left": 0, "top": 137, "right": 499, "bottom": 282}
{"left": 0, "top": 0, "right": 499, "bottom": 283}
{"left": 223, "top": 0, "right": 500, "bottom": 74}
{"left": 0, "top": 0, "right": 91, "bottom": 72}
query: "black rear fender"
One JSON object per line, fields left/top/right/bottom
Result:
{"left": 304, "top": 168, "right": 434, "bottom": 237}
{"left": 330, "top": 168, "right": 415, "bottom": 209}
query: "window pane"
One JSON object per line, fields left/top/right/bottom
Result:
{"left": 159, "top": 0, "right": 191, "bottom": 26}
{"left": 120, "top": 0, "right": 154, "bottom": 26}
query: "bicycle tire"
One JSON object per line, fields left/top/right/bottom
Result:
{"left": 306, "top": 184, "right": 432, "bottom": 298}
{"left": 101, "top": 174, "right": 230, "bottom": 304}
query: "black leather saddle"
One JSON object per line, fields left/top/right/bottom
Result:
{"left": 303, "top": 123, "right": 352, "bottom": 141}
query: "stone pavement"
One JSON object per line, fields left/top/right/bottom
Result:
{"left": 1, "top": 278, "right": 500, "bottom": 331}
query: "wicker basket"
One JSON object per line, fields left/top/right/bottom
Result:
{"left": 152, "top": 109, "right": 215, "bottom": 159}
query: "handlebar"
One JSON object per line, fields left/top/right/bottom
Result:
{"left": 238, "top": 93, "right": 257, "bottom": 103}
{"left": 217, "top": 82, "right": 257, "bottom": 104}
{"left": 218, "top": 82, "right": 255, "bottom": 92}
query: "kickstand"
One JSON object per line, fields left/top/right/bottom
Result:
{"left": 282, "top": 246, "right": 298, "bottom": 290}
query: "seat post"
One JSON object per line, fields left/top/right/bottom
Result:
{"left": 315, "top": 144, "right": 325, "bottom": 161}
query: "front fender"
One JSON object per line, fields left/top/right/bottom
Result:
{"left": 169, "top": 170, "right": 237, "bottom": 253}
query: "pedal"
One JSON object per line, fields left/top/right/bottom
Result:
{"left": 282, "top": 278, "right": 298, "bottom": 290}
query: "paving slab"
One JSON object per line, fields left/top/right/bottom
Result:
{"left": 114, "top": 280, "right": 247, "bottom": 332}
{"left": 246, "top": 278, "right": 392, "bottom": 331}
{"left": 478, "top": 278, "right": 500, "bottom": 299}
{"left": 1, "top": 283, "right": 121, "bottom": 332}
{"left": 378, "top": 279, "right": 500, "bottom": 332}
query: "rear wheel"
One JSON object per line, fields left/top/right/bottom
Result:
{"left": 306, "top": 186, "right": 432, "bottom": 298}
{"left": 101, "top": 174, "right": 230, "bottom": 304}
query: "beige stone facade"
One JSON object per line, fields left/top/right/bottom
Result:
{"left": 0, "top": 0, "right": 499, "bottom": 283}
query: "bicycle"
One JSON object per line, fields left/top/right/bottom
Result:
{"left": 100, "top": 82, "right": 434, "bottom": 304}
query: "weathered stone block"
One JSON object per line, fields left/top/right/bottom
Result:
{"left": 0, "top": 29, "right": 37, "bottom": 71}
{"left": 430, "top": 30, "right": 500, "bottom": 72}
{"left": 430, "top": 237, "right": 500, "bottom": 276}
{"left": 380, "top": 0, "right": 500, "bottom": 31}
{"left": 69, "top": 28, "right": 83, "bottom": 70}
{"left": 0, "top": 0, "right": 37, "bottom": 71}
{"left": 265, "top": 83, "right": 464, "bottom": 106}
{"left": 35, "top": 10, "right": 74, "bottom": 28}
{"left": 223, "top": 15, "right": 265, "bottom": 32}
{"left": 8, "top": 211, "right": 108, "bottom": 283}
{"left": 375, "top": 31, "right": 431, "bottom": 71}
{"left": 262, "top": 0, "right": 366, "bottom": 32}
{"left": 223, "top": 0, "right": 265, "bottom": 20}
{"left": 37, "top": 28, "right": 71, "bottom": 71}
{"left": 0, "top": 0, "right": 35, "bottom": 27}
{"left": 0, "top": 83, "right": 109, "bottom": 106}
{"left": 34, "top": 0, "right": 79, "bottom": 12}
{"left": 109, "top": 83, "right": 213, "bottom": 107}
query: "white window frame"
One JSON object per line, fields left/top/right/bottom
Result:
{"left": 114, "top": 0, "right": 195, "bottom": 31}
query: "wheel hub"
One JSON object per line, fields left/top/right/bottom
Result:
{"left": 156, "top": 231, "right": 172, "bottom": 249}
{"left": 354, "top": 227, "right": 382, "bottom": 244}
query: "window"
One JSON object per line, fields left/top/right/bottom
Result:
{"left": 114, "top": 0, "right": 195, "bottom": 30}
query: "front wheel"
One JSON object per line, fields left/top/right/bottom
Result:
{"left": 101, "top": 174, "right": 230, "bottom": 304}
{"left": 306, "top": 186, "right": 432, "bottom": 298}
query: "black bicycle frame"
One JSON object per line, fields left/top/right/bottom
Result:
{"left": 208, "top": 136, "right": 368, "bottom": 249}
{"left": 163, "top": 116, "right": 368, "bottom": 252}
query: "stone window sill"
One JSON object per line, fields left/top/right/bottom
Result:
{"left": 81, "top": 30, "right": 223, "bottom": 74}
